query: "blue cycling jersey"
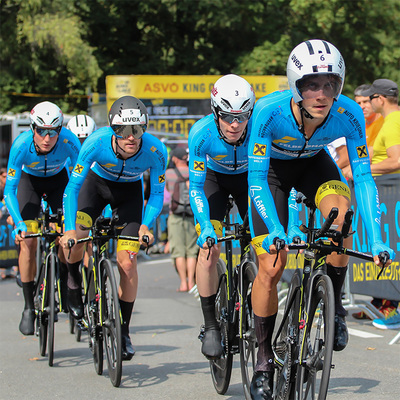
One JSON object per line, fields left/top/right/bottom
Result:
{"left": 63, "top": 127, "right": 168, "bottom": 231}
{"left": 188, "top": 113, "right": 252, "bottom": 227}
{"left": 4, "top": 127, "right": 80, "bottom": 226}
{"left": 248, "top": 90, "right": 383, "bottom": 246}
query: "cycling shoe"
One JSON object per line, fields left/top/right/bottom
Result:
{"left": 200, "top": 327, "right": 223, "bottom": 360}
{"left": 250, "top": 370, "right": 274, "bottom": 400}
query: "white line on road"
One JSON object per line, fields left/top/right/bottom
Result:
{"left": 348, "top": 327, "right": 383, "bottom": 338}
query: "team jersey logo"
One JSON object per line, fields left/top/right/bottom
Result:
{"left": 194, "top": 161, "right": 205, "bottom": 171}
{"left": 63, "top": 139, "right": 68, "bottom": 143}
{"left": 26, "top": 162, "right": 39, "bottom": 168}
{"left": 159, "top": 174, "right": 165, "bottom": 183}
{"left": 7, "top": 168, "right": 16, "bottom": 177}
{"left": 212, "top": 155, "right": 227, "bottom": 161}
{"left": 74, "top": 164, "right": 84, "bottom": 174}
{"left": 253, "top": 143, "right": 266, "bottom": 156}
{"left": 273, "top": 136, "right": 296, "bottom": 144}
{"left": 101, "top": 163, "right": 116, "bottom": 168}
{"left": 337, "top": 107, "right": 345, "bottom": 114}
{"left": 151, "top": 146, "right": 157, "bottom": 152}
{"left": 356, "top": 145, "right": 368, "bottom": 158}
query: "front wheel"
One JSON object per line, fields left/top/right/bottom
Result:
{"left": 295, "top": 275, "right": 335, "bottom": 400}
{"left": 274, "top": 269, "right": 302, "bottom": 400}
{"left": 101, "top": 259, "right": 122, "bottom": 387}
{"left": 209, "top": 259, "right": 233, "bottom": 395}
{"left": 47, "top": 253, "right": 57, "bottom": 367}
{"left": 35, "top": 260, "right": 48, "bottom": 357}
{"left": 239, "top": 260, "right": 258, "bottom": 400}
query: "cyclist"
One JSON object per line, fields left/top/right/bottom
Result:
{"left": 60, "top": 96, "right": 168, "bottom": 361}
{"left": 3, "top": 101, "right": 81, "bottom": 335}
{"left": 188, "top": 74, "right": 258, "bottom": 359}
{"left": 247, "top": 39, "right": 395, "bottom": 399}
{"left": 67, "top": 114, "right": 97, "bottom": 145}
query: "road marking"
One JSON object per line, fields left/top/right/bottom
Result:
{"left": 348, "top": 327, "right": 383, "bottom": 338}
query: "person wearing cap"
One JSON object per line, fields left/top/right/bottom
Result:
{"left": 60, "top": 96, "right": 168, "bottom": 360}
{"left": 363, "top": 79, "right": 400, "bottom": 176}
{"left": 165, "top": 146, "right": 198, "bottom": 292}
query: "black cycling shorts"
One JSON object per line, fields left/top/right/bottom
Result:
{"left": 17, "top": 169, "right": 69, "bottom": 220}
{"left": 78, "top": 170, "right": 143, "bottom": 237}
{"left": 251, "top": 149, "right": 343, "bottom": 236}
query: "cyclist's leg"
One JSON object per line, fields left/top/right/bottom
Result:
{"left": 112, "top": 178, "right": 143, "bottom": 361}
{"left": 16, "top": 172, "right": 42, "bottom": 335}
{"left": 298, "top": 150, "right": 352, "bottom": 351}
{"left": 248, "top": 164, "right": 292, "bottom": 399}
{"left": 196, "top": 169, "right": 231, "bottom": 359}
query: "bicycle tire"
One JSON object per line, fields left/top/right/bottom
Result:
{"left": 295, "top": 274, "right": 335, "bottom": 400}
{"left": 274, "top": 269, "right": 302, "bottom": 400}
{"left": 35, "top": 260, "right": 48, "bottom": 357}
{"left": 239, "top": 260, "right": 258, "bottom": 400}
{"left": 47, "top": 253, "right": 57, "bottom": 367}
{"left": 86, "top": 267, "right": 104, "bottom": 375}
{"left": 209, "top": 258, "right": 233, "bottom": 395}
{"left": 101, "top": 259, "right": 122, "bottom": 387}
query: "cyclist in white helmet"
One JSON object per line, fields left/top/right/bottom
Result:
{"left": 67, "top": 114, "right": 97, "bottom": 144}
{"left": 4, "top": 101, "right": 81, "bottom": 336}
{"left": 188, "top": 74, "right": 258, "bottom": 360}
{"left": 247, "top": 39, "right": 394, "bottom": 399}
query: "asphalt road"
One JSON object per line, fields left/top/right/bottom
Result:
{"left": 1, "top": 254, "right": 399, "bottom": 399}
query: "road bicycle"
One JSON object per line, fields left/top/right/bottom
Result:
{"left": 25, "top": 205, "right": 64, "bottom": 367}
{"left": 272, "top": 194, "right": 389, "bottom": 400}
{"left": 202, "top": 197, "right": 258, "bottom": 399}
{"left": 69, "top": 215, "right": 148, "bottom": 387}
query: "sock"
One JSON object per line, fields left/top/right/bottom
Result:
{"left": 200, "top": 294, "right": 218, "bottom": 330}
{"left": 22, "top": 281, "right": 35, "bottom": 310}
{"left": 327, "top": 264, "right": 348, "bottom": 316}
{"left": 119, "top": 299, "right": 134, "bottom": 337}
{"left": 254, "top": 313, "right": 277, "bottom": 372}
{"left": 66, "top": 261, "right": 82, "bottom": 290}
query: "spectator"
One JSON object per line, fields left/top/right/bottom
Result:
{"left": 165, "top": 147, "right": 198, "bottom": 292}
{"left": 362, "top": 78, "right": 400, "bottom": 330}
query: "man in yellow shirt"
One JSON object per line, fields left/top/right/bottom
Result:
{"left": 361, "top": 79, "right": 400, "bottom": 330}
{"left": 364, "top": 79, "right": 400, "bottom": 175}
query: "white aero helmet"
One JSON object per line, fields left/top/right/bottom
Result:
{"left": 211, "top": 74, "right": 256, "bottom": 120}
{"left": 30, "top": 101, "right": 63, "bottom": 131}
{"left": 108, "top": 96, "right": 148, "bottom": 139}
{"left": 67, "top": 115, "right": 97, "bottom": 138}
{"left": 287, "top": 39, "right": 345, "bottom": 103}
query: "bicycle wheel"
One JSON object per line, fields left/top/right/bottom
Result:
{"left": 101, "top": 259, "right": 122, "bottom": 387}
{"left": 239, "top": 260, "right": 258, "bottom": 400}
{"left": 209, "top": 258, "right": 233, "bottom": 395}
{"left": 47, "top": 253, "right": 57, "bottom": 367}
{"left": 35, "top": 260, "right": 48, "bottom": 357}
{"left": 296, "top": 274, "right": 335, "bottom": 400}
{"left": 86, "top": 268, "right": 103, "bottom": 375}
{"left": 274, "top": 269, "right": 302, "bottom": 400}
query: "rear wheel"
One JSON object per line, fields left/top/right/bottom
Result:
{"left": 101, "top": 259, "right": 122, "bottom": 387}
{"left": 239, "top": 260, "right": 258, "bottom": 399}
{"left": 274, "top": 269, "right": 302, "bottom": 400}
{"left": 209, "top": 259, "right": 233, "bottom": 395}
{"left": 295, "top": 275, "right": 335, "bottom": 400}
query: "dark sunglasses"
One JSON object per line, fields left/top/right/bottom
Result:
{"left": 111, "top": 124, "right": 145, "bottom": 139}
{"left": 35, "top": 126, "right": 61, "bottom": 137}
{"left": 218, "top": 111, "right": 251, "bottom": 124}
{"left": 369, "top": 94, "right": 383, "bottom": 101}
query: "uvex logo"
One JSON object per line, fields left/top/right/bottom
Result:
{"left": 291, "top": 54, "right": 303, "bottom": 70}
{"left": 122, "top": 117, "right": 140, "bottom": 123}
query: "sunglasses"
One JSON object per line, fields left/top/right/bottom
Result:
{"left": 369, "top": 94, "right": 382, "bottom": 101}
{"left": 35, "top": 126, "right": 61, "bottom": 137}
{"left": 111, "top": 124, "right": 145, "bottom": 139}
{"left": 218, "top": 111, "right": 251, "bottom": 124}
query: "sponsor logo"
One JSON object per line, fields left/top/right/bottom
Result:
{"left": 253, "top": 143, "right": 266, "bottom": 156}
{"left": 159, "top": 174, "right": 165, "bottom": 183}
{"left": 194, "top": 161, "right": 205, "bottom": 171}
{"left": 291, "top": 54, "right": 303, "bottom": 70}
{"left": 356, "top": 145, "right": 368, "bottom": 158}
{"left": 74, "top": 164, "right": 84, "bottom": 174}
{"left": 273, "top": 136, "right": 296, "bottom": 144}
{"left": 337, "top": 107, "right": 345, "bottom": 114}
{"left": 7, "top": 168, "right": 16, "bottom": 177}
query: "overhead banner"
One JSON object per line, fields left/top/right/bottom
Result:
{"left": 106, "top": 74, "right": 288, "bottom": 111}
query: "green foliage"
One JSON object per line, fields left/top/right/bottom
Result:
{"left": 1, "top": 0, "right": 400, "bottom": 113}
